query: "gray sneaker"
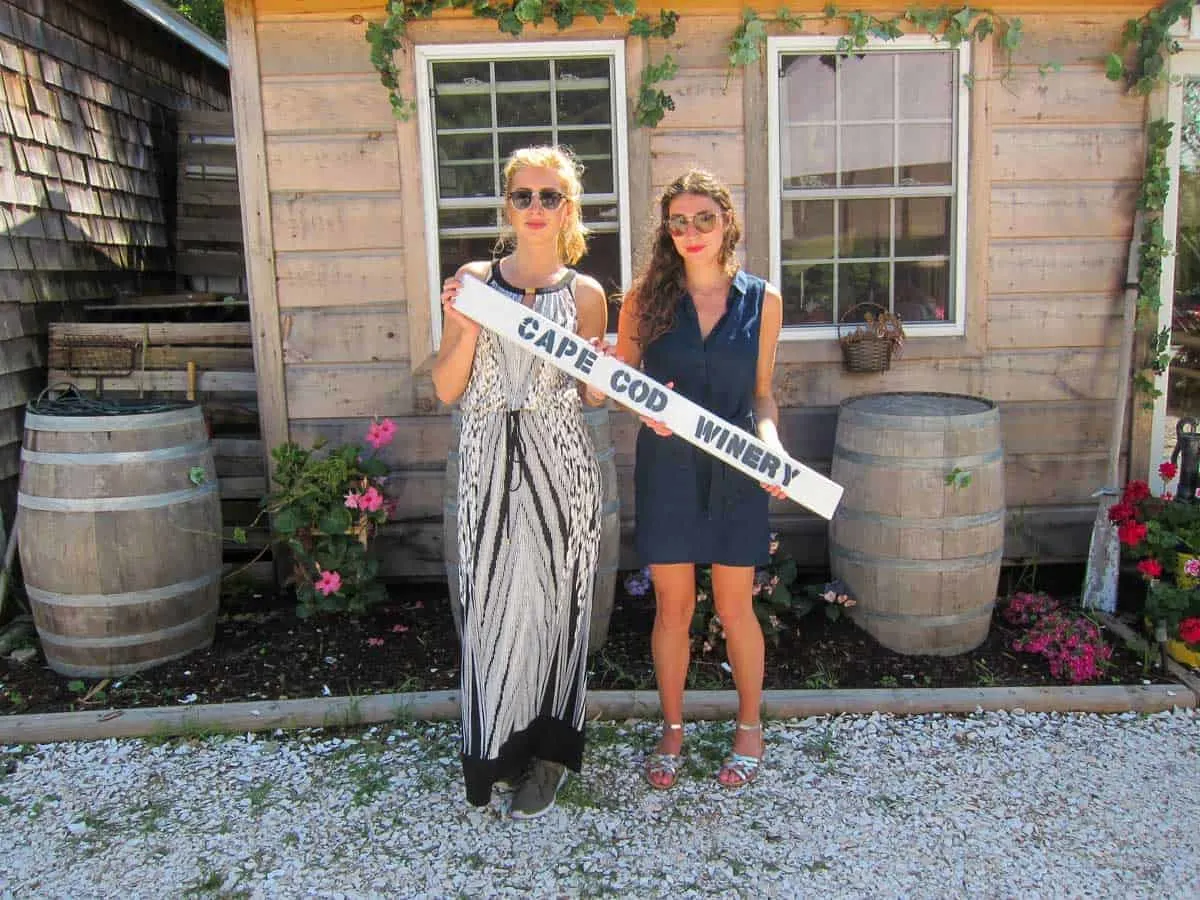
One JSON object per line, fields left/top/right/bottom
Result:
{"left": 509, "top": 760, "right": 568, "bottom": 820}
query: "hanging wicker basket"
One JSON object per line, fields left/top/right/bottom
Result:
{"left": 836, "top": 302, "right": 904, "bottom": 374}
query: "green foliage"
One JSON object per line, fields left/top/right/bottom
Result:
{"left": 945, "top": 467, "right": 972, "bottom": 490}
{"left": 365, "top": 0, "right": 678, "bottom": 125}
{"left": 1106, "top": 0, "right": 1193, "bottom": 96}
{"left": 1133, "top": 119, "right": 1176, "bottom": 407}
{"left": 163, "top": 0, "right": 226, "bottom": 43}
{"left": 727, "top": 5, "right": 1024, "bottom": 86}
{"left": 255, "top": 424, "right": 395, "bottom": 618}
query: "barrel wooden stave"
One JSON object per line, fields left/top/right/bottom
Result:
{"left": 443, "top": 406, "right": 620, "bottom": 654}
{"left": 18, "top": 406, "right": 222, "bottom": 677}
{"left": 830, "top": 393, "right": 1005, "bottom": 656}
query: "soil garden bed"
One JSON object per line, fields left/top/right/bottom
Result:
{"left": 0, "top": 563, "right": 1179, "bottom": 718}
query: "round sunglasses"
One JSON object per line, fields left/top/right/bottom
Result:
{"left": 666, "top": 210, "right": 721, "bottom": 237}
{"left": 507, "top": 188, "right": 566, "bottom": 211}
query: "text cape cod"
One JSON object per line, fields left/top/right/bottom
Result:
{"left": 453, "top": 276, "right": 843, "bottom": 520}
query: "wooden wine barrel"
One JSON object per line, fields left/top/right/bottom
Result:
{"left": 443, "top": 406, "right": 620, "bottom": 654}
{"left": 829, "top": 392, "right": 1005, "bottom": 656}
{"left": 17, "top": 403, "right": 222, "bottom": 677}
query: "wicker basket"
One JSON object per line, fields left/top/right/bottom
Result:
{"left": 837, "top": 302, "right": 897, "bottom": 374}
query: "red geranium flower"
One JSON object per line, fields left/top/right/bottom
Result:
{"left": 1179, "top": 617, "right": 1200, "bottom": 645}
{"left": 1107, "top": 502, "right": 1136, "bottom": 524}
{"left": 1137, "top": 558, "right": 1163, "bottom": 579}
{"left": 1122, "top": 480, "right": 1151, "bottom": 504}
{"left": 1117, "top": 520, "right": 1148, "bottom": 547}
{"left": 1159, "top": 461, "right": 1178, "bottom": 481}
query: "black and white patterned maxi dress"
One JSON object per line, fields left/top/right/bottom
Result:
{"left": 455, "top": 265, "right": 602, "bottom": 806}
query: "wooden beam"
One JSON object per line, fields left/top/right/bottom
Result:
{"left": 742, "top": 37, "right": 769, "bottom": 277}
{"left": 966, "top": 33, "right": 992, "bottom": 355}
{"left": 396, "top": 35, "right": 434, "bottom": 374}
{"left": 227, "top": 0, "right": 290, "bottom": 468}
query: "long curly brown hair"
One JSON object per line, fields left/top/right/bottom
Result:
{"left": 626, "top": 169, "right": 742, "bottom": 347}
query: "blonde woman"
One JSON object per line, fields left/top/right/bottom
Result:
{"left": 611, "top": 169, "right": 789, "bottom": 790}
{"left": 434, "top": 146, "right": 608, "bottom": 818}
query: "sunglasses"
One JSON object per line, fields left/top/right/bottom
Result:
{"left": 508, "top": 188, "right": 566, "bottom": 211}
{"left": 666, "top": 210, "right": 721, "bottom": 237}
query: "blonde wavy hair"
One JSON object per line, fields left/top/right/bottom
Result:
{"left": 499, "top": 145, "right": 589, "bottom": 264}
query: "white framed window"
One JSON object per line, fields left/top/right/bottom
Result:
{"left": 767, "top": 36, "right": 970, "bottom": 339}
{"left": 415, "top": 41, "right": 631, "bottom": 345}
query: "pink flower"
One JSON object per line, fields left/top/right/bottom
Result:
{"left": 365, "top": 418, "right": 397, "bottom": 450}
{"left": 358, "top": 486, "right": 384, "bottom": 513}
{"left": 391, "top": 624, "right": 409, "bottom": 634}
{"left": 314, "top": 570, "right": 342, "bottom": 596}
{"left": 366, "top": 637, "right": 385, "bottom": 647}
{"left": 344, "top": 491, "right": 361, "bottom": 509}
{"left": 1159, "top": 461, "right": 1179, "bottom": 482}
{"left": 1186, "top": 559, "right": 1200, "bottom": 578}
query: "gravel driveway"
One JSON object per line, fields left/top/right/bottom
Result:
{"left": 1, "top": 709, "right": 1197, "bottom": 898}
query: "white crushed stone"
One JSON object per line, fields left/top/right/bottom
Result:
{"left": 0, "top": 709, "right": 1197, "bottom": 898}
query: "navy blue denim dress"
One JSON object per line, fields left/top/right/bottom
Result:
{"left": 634, "top": 269, "right": 771, "bottom": 567}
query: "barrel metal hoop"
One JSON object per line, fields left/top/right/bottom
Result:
{"left": 838, "top": 410, "right": 999, "bottom": 432}
{"left": 36, "top": 608, "right": 218, "bottom": 649}
{"left": 18, "top": 480, "right": 219, "bottom": 512}
{"left": 25, "top": 570, "right": 223, "bottom": 608}
{"left": 832, "top": 446, "right": 1003, "bottom": 470}
{"left": 23, "top": 407, "right": 202, "bottom": 432}
{"left": 854, "top": 603, "right": 994, "bottom": 627}
{"left": 834, "top": 508, "right": 1005, "bottom": 529}
{"left": 830, "top": 544, "right": 1003, "bottom": 571}
{"left": 20, "top": 440, "right": 212, "bottom": 466}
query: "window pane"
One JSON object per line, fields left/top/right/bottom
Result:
{"left": 494, "top": 59, "right": 550, "bottom": 83}
{"left": 559, "top": 58, "right": 609, "bottom": 81}
{"left": 432, "top": 62, "right": 493, "bottom": 130}
{"left": 439, "top": 207, "right": 502, "bottom": 230}
{"left": 437, "top": 133, "right": 496, "bottom": 198}
{"left": 895, "top": 197, "right": 950, "bottom": 257}
{"left": 438, "top": 236, "right": 499, "bottom": 283}
{"left": 781, "top": 199, "right": 834, "bottom": 261}
{"left": 782, "top": 263, "right": 834, "bottom": 325}
{"left": 895, "top": 261, "right": 950, "bottom": 322}
{"left": 898, "top": 53, "right": 954, "bottom": 119}
{"left": 558, "top": 88, "right": 611, "bottom": 126}
{"left": 585, "top": 231, "right": 622, "bottom": 312}
{"left": 840, "top": 198, "right": 890, "bottom": 258}
{"left": 496, "top": 90, "right": 551, "bottom": 128}
{"left": 838, "top": 262, "right": 890, "bottom": 317}
{"left": 842, "top": 124, "right": 892, "bottom": 186}
{"left": 498, "top": 131, "right": 552, "bottom": 162}
{"left": 899, "top": 124, "right": 952, "bottom": 185}
{"left": 583, "top": 202, "right": 619, "bottom": 231}
{"left": 563, "top": 130, "right": 614, "bottom": 192}
{"left": 781, "top": 55, "right": 835, "bottom": 122}
{"left": 841, "top": 53, "right": 894, "bottom": 121}
{"left": 783, "top": 125, "right": 835, "bottom": 188}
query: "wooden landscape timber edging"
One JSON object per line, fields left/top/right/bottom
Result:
{"left": 0, "top": 684, "right": 1193, "bottom": 745}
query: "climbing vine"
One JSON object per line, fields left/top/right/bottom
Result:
{"left": 726, "top": 5, "right": 1028, "bottom": 87}
{"left": 365, "top": 0, "right": 678, "bottom": 126}
{"left": 1106, "top": 0, "right": 1193, "bottom": 95}
{"left": 1132, "top": 119, "right": 1176, "bottom": 407}
{"left": 366, "top": 4, "right": 1032, "bottom": 129}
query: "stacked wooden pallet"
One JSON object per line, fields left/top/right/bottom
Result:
{"left": 47, "top": 317, "right": 265, "bottom": 553}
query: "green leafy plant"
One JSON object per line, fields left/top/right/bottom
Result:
{"left": 163, "top": 0, "right": 226, "bottom": 42}
{"left": 1106, "top": 0, "right": 1193, "bottom": 95}
{"left": 365, "top": 0, "right": 678, "bottom": 126}
{"left": 253, "top": 419, "right": 397, "bottom": 618}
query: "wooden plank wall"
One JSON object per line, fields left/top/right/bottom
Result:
{"left": 253, "top": 6, "right": 1147, "bottom": 575}
{"left": 0, "top": 0, "right": 231, "bottom": 531}
{"left": 177, "top": 110, "right": 246, "bottom": 295}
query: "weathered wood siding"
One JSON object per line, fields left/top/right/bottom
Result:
{"left": 245, "top": 3, "right": 1153, "bottom": 575}
{"left": 0, "top": 0, "right": 230, "bottom": 523}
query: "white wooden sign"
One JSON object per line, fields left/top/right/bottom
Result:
{"left": 454, "top": 275, "right": 844, "bottom": 520}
